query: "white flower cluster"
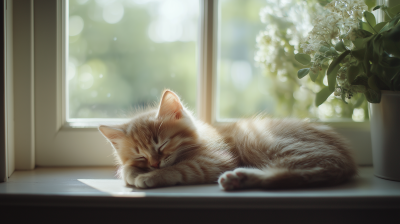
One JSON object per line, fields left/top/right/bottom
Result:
{"left": 300, "top": 0, "right": 367, "bottom": 54}
{"left": 255, "top": 0, "right": 316, "bottom": 69}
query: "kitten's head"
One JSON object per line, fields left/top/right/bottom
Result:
{"left": 99, "top": 90, "right": 198, "bottom": 171}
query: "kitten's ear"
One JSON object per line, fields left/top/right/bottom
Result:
{"left": 98, "top": 125, "right": 125, "bottom": 149}
{"left": 156, "top": 90, "right": 184, "bottom": 119}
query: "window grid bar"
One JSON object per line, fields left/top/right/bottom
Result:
{"left": 197, "top": 0, "right": 218, "bottom": 124}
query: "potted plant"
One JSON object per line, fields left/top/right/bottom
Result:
{"left": 294, "top": 0, "right": 400, "bottom": 181}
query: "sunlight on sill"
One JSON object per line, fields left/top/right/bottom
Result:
{"left": 79, "top": 179, "right": 146, "bottom": 197}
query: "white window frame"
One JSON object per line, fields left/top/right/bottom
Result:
{"left": 11, "top": 0, "right": 373, "bottom": 169}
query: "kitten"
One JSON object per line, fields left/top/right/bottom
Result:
{"left": 99, "top": 89, "right": 357, "bottom": 190}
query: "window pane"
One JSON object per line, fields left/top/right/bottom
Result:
{"left": 217, "top": 0, "right": 368, "bottom": 121}
{"left": 68, "top": 0, "right": 198, "bottom": 119}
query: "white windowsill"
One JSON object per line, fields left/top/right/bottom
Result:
{"left": 0, "top": 166, "right": 400, "bottom": 209}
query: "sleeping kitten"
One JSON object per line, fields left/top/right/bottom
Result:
{"left": 99, "top": 89, "right": 357, "bottom": 190}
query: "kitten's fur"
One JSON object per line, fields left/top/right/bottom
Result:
{"left": 99, "top": 90, "right": 357, "bottom": 190}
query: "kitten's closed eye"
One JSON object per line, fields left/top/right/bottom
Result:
{"left": 136, "top": 156, "right": 147, "bottom": 161}
{"left": 158, "top": 140, "right": 169, "bottom": 153}
{"left": 164, "top": 154, "right": 172, "bottom": 161}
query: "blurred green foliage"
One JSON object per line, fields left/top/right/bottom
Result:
{"left": 68, "top": 0, "right": 198, "bottom": 118}
{"left": 218, "top": 0, "right": 275, "bottom": 118}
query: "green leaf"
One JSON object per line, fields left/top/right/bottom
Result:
{"left": 297, "top": 68, "right": 310, "bottom": 79}
{"left": 335, "top": 41, "right": 347, "bottom": 52}
{"left": 368, "top": 75, "right": 381, "bottom": 91}
{"left": 364, "top": 0, "right": 376, "bottom": 10}
{"left": 384, "top": 23, "right": 400, "bottom": 58}
{"left": 371, "top": 34, "right": 384, "bottom": 60}
{"left": 326, "top": 50, "right": 350, "bottom": 77}
{"left": 373, "top": 5, "right": 381, "bottom": 11}
{"left": 347, "top": 65, "right": 361, "bottom": 84}
{"left": 387, "top": 16, "right": 399, "bottom": 28}
{"left": 374, "top": 56, "right": 400, "bottom": 90}
{"left": 355, "top": 28, "right": 373, "bottom": 38}
{"left": 378, "top": 23, "right": 390, "bottom": 34}
{"left": 315, "top": 87, "right": 333, "bottom": 107}
{"left": 319, "top": 46, "right": 330, "bottom": 52}
{"left": 374, "top": 22, "right": 388, "bottom": 33}
{"left": 310, "top": 69, "right": 319, "bottom": 82}
{"left": 389, "top": 4, "right": 400, "bottom": 16}
{"left": 352, "top": 48, "right": 366, "bottom": 61}
{"left": 295, "top": 53, "right": 311, "bottom": 65}
{"left": 317, "top": 0, "right": 330, "bottom": 6}
{"left": 352, "top": 36, "right": 373, "bottom": 50}
{"left": 364, "top": 88, "right": 381, "bottom": 103}
{"left": 370, "top": 63, "right": 384, "bottom": 78}
{"left": 352, "top": 75, "right": 369, "bottom": 87}
{"left": 379, "top": 14, "right": 400, "bottom": 33}
{"left": 361, "top": 21, "right": 375, "bottom": 34}
{"left": 352, "top": 39, "right": 363, "bottom": 50}
{"left": 364, "top": 41, "right": 373, "bottom": 77}
{"left": 364, "top": 11, "right": 377, "bottom": 29}
{"left": 328, "top": 65, "right": 339, "bottom": 92}
{"left": 325, "top": 47, "right": 339, "bottom": 57}
{"left": 353, "top": 85, "right": 367, "bottom": 93}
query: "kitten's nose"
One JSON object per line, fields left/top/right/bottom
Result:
{"left": 151, "top": 161, "right": 160, "bottom": 168}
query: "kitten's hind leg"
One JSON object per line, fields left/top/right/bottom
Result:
{"left": 218, "top": 168, "right": 267, "bottom": 190}
{"left": 219, "top": 166, "right": 353, "bottom": 190}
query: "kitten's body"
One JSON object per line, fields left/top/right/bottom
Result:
{"left": 99, "top": 90, "right": 357, "bottom": 190}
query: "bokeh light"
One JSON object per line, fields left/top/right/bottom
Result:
{"left": 69, "top": 15, "right": 84, "bottom": 36}
{"left": 68, "top": 0, "right": 198, "bottom": 119}
{"left": 102, "top": 1, "right": 124, "bottom": 24}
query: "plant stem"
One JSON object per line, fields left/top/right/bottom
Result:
{"left": 383, "top": 9, "right": 392, "bottom": 20}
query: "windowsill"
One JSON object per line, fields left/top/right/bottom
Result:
{"left": 1, "top": 166, "right": 400, "bottom": 209}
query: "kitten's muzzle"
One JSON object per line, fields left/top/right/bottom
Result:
{"left": 150, "top": 161, "right": 160, "bottom": 169}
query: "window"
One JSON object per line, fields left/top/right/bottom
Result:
{"left": 67, "top": 0, "right": 198, "bottom": 120}
{"left": 29, "top": 0, "right": 371, "bottom": 168}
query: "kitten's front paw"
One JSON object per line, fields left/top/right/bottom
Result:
{"left": 218, "top": 168, "right": 264, "bottom": 191}
{"left": 134, "top": 173, "right": 159, "bottom": 189}
{"left": 122, "top": 166, "right": 147, "bottom": 187}
{"left": 126, "top": 175, "right": 137, "bottom": 186}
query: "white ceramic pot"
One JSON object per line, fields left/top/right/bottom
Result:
{"left": 368, "top": 90, "right": 400, "bottom": 181}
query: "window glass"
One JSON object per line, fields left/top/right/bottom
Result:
{"left": 68, "top": 0, "right": 198, "bottom": 119}
{"left": 218, "top": 0, "right": 368, "bottom": 121}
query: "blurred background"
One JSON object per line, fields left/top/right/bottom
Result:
{"left": 68, "top": 0, "right": 198, "bottom": 119}
{"left": 68, "top": 0, "right": 372, "bottom": 121}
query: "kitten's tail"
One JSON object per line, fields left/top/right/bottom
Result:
{"left": 258, "top": 166, "right": 356, "bottom": 188}
{"left": 219, "top": 166, "right": 357, "bottom": 190}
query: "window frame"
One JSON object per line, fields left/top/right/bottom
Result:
{"left": 34, "top": 0, "right": 114, "bottom": 166}
{"left": 26, "top": 0, "right": 373, "bottom": 167}
{"left": 1, "top": 0, "right": 7, "bottom": 181}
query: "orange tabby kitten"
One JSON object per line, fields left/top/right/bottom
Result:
{"left": 99, "top": 90, "right": 357, "bottom": 190}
